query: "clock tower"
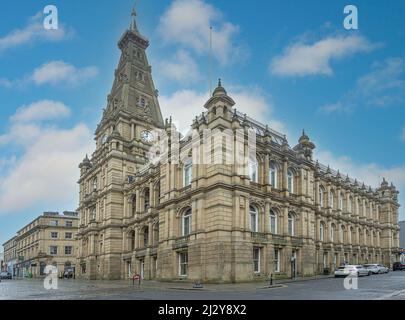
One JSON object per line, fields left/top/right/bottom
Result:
{"left": 76, "top": 9, "right": 164, "bottom": 279}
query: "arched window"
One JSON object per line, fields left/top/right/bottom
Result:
{"left": 339, "top": 193, "right": 344, "bottom": 210}
{"left": 319, "top": 186, "right": 325, "bottom": 208}
{"left": 249, "top": 160, "right": 258, "bottom": 183}
{"left": 130, "top": 230, "right": 135, "bottom": 251}
{"left": 287, "top": 169, "right": 294, "bottom": 193}
{"left": 348, "top": 196, "right": 353, "bottom": 213}
{"left": 269, "top": 162, "right": 278, "bottom": 188}
{"left": 92, "top": 177, "right": 98, "bottom": 191}
{"left": 270, "top": 209, "right": 277, "bottom": 234}
{"left": 153, "top": 223, "right": 159, "bottom": 245}
{"left": 183, "top": 160, "right": 192, "bottom": 187}
{"left": 288, "top": 213, "right": 295, "bottom": 236}
{"left": 144, "top": 188, "right": 150, "bottom": 211}
{"left": 182, "top": 208, "right": 192, "bottom": 236}
{"left": 340, "top": 226, "right": 345, "bottom": 243}
{"left": 249, "top": 206, "right": 258, "bottom": 232}
{"left": 330, "top": 224, "right": 335, "bottom": 242}
{"left": 320, "top": 223, "right": 324, "bottom": 241}
{"left": 329, "top": 190, "right": 334, "bottom": 209}
{"left": 143, "top": 227, "right": 149, "bottom": 247}
{"left": 90, "top": 207, "right": 96, "bottom": 221}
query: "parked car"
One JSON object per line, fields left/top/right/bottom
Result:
{"left": 63, "top": 268, "right": 74, "bottom": 279}
{"left": 377, "top": 265, "right": 389, "bottom": 273}
{"left": 363, "top": 264, "right": 380, "bottom": 274}
{"left": 0, "top": 272, "right": 12, "bottom": 279}
{"left": 393, "top": 262, "right": 405, "bottom": 271}
{"left": 334, "top": 265, "right": 370, "bottom": 277}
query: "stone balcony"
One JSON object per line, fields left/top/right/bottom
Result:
{"left": 172, "top": 236, "right": 190, "bottom": 250}
{"left": 251, "top": 232, "right": 267, "bottom": 243}
{"left": 271, "top": 234, "right": 287, "bottom": 246}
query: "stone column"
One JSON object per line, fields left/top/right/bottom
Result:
{"left": 283, "top": 206, "right": 289, "bottom": 236}
{"left": 135, "top": 189, "right": 140, "bottom": 213}
{"left": 264, "top": 154, "right": 270, "bottom": 185}
{"left": 148, "top": 220, "right": 153, "bottom": 247}
{"left": 264, "top": 201, "right": 270, "bottom": 233}
{"left": 282, "top": 159, "right": 288, "bottom": 191}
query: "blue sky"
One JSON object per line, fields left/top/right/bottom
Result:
{"left": 1, "top": 0, "right": 405, "bottom": 248}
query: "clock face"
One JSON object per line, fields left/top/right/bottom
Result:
{"left": 141, "top": 130, "right": 154, "bottom": 143}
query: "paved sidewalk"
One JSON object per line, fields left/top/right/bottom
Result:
{"left": 134, "top": 274, "right": 336, "bottom": 292}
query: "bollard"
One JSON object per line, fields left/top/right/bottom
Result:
{"left": 270, "top": 274, "right": 273, "bottom": 286}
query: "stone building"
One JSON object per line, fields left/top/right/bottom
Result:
{"left": 2, "top": 236, "right": 17, "bottom": 275}
{"left": 76, "top": 11, "right": 401, "bottom": 282}
{"left": 3, "top": 211, "right": 78, "bottom": 277}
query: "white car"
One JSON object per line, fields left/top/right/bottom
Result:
{"left": 377, "top": 264, "right": 389, "bottom": 273}
{"left": 363, "top": 264, "right": 380, "bottom": 274}
{"left": 334, "top": 265, "right": 371, "bottom": 277}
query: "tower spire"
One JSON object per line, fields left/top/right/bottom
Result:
{"left": 130, "top": 7, "right": 138, "bottom": 32}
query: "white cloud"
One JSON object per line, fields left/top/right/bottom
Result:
{"left": 10, "top": 100, "right": 71, "bottom": 123}
{"left": 160, "top": 90, "right": 208, "bottom": 133}
{"left": 356, "top": 57, "right": 405, "bottom": 107}
{"left": 320, "top": 57, "right": 405, "bottom": 114}
{"left": 158, "top": 0, "right": 246, "bottom": 64}
{"left": 158, "top": 50, "right": 200, "bottom": 82}
{"left": 315, "top": 149, "right": 405, "bottom": 220}
{"left": 0, "top": 61, "right": 98, "bottom": 88}
{"left": 160, "top": 86, "right": 286, "bottom": 135}
{"left": 0, "top": 101, "right": 93, "bottom": 214}
{"left": 270, "top": 34, "right": 376, "bottom": 77}
{"left": 0, "top": 12, "right": 73, "bottom": 52}
{"left": 31, "top": 61, "right": 98, "bottom": 86}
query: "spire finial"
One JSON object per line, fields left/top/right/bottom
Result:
{"left": 218, "top": 78, "right": 222, "bottom": 87}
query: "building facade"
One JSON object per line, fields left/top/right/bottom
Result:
{"left": 3, "top": 211, "right": 78, "bottom": 278}
{"left": 76, "top": 11, "right": 401, "bottom": 282}
{"left": 2, "top": 236, "right": 17, "bottom": 276}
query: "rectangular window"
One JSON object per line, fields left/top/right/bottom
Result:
{"left": 323, "top": 253, "right": 328, "bottom": 268}
{"left": 50, "top": 246, "right": 58, "bottom": 255}
{"left": 50, "top": 220, "right": 58, "bottom": 226}
{"left": 65, "top": 246, "right": 72, "bottom": 255}
{"left": 270, "top": 215, "right": 276, "bottom": 234}
{"left": 51, "top": 232, "right": 58, "bottom": 239}
{"left": 253, "top": 247, "right": 261, "bottom": 273}
{"left": 179, "top": 252, "right": 188, "bottom": 276}
{"left": 274, "top": 249, "right": 280, "bottom": 272}
{"left": 184, "top": 163, "right": 192, "bottom": 187}
{"left": 65, "top": 221, "right": 73, "bottom": 227}
{"left": 65, "top": 232, "right": 72, "bottom": 239}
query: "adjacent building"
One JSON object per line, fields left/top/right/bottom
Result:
{"left": 3, "top": 237, "right": 17, "bottom": 276}
{"left": 400, "top": 221, "right": 405, "bottom": 248}
{"left": 76, "top": 11, "right": 401, "bottom": 282}
{"left": 2, "top": 211, "right": 78, "bottom": 277}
